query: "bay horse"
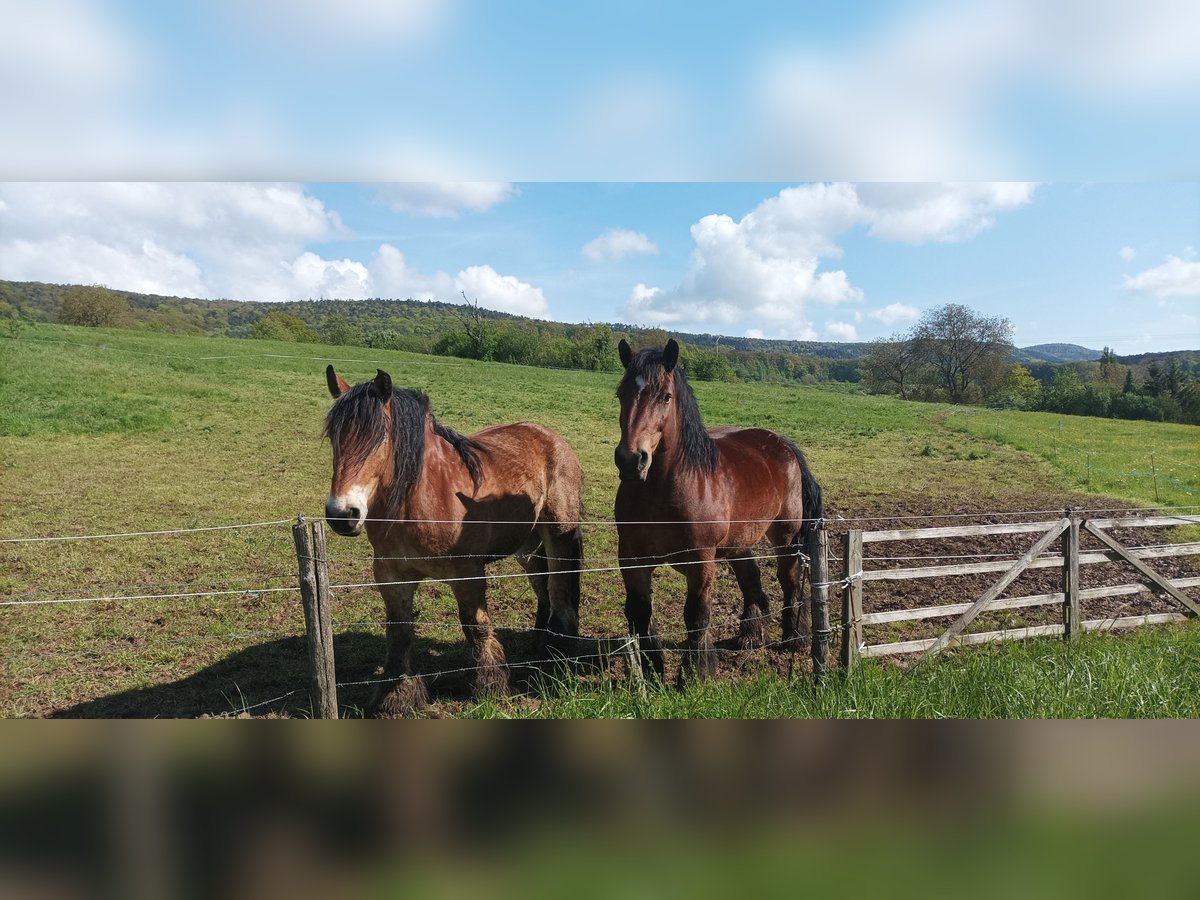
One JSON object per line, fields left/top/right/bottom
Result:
{"left": 323, "top": 366, "right": 584, "bottom": 715}
{"left": 613, "top": 339, "right": 824, "bottom": 682}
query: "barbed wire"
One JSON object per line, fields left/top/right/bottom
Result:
{"left": 0, "top": 518, "right": 293, "bottom": 544}
{"left": 2, "top": 507, "right": 1197, "bottom": 546}
{"left": 0, "top": 585, "right": 301, "bottom": 608}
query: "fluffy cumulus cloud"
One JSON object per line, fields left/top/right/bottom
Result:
{"left": 0, "top": 182, "right": 344, "bottom": 300}
{"left": 1124, "top": 254, "right": 1200, "bottom": 298}
{"left": 1119, "top": 245, "right": 1137, "bottom": 262}
{"left": 0, "top": 183, "right": 549, "bottom": 315}
{"left": 582, "top": 228, "right": 658, "bottom": 264}
{"left": 825, "top": 321, "right": 858, "bottom": 341}
{"left": 857, "top": 183, "right": 1035, "bottom": 243}
{"left": 455, "top": 265, "right": 547, "bottom": 317}
{"left": 622, "top": 182, "right": 1029, "bottom": 338}
{"left": 869, "top": 302, "right": 921, "bottom": 325}
{"left": 375, "top": 182, "right": 516, "bottom": 218}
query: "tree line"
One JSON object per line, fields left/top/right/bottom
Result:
{"left": 864, "top": 304, "right": 1199, "bottom": 425}
{"left": 3, "top": 281, "right": 1195, "bottom": 423}
{"left": 0, "top": 281, "right": 862, "bottom": 386}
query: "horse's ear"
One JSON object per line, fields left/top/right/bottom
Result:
{"left": 326, "top": 365, "right": 351, "bottom": 398}
{"left": 618, "top": 338, "right": 633, "bottom": 370}
{"left": 372, "top": 369, "right": 393, "bottom": 402}
{"left": 662, "top": 339, "right": 679, "bottom": 373}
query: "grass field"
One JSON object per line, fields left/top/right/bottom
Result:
{"left": 1, "top": 324, "right": 1196, "bottom": 718}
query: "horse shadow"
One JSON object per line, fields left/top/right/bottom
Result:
{"left": 47, "top": 628, "right": 618, "bottom": 719}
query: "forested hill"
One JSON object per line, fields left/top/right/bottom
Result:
{"left": 0, "top": 279, "right": 871, "bottom": 360}
{"left": 1013, "top": 343, "right": 1102, "bottom": 364}
{"left": 2, "top": 281, "right": 1195, "bottom": 388}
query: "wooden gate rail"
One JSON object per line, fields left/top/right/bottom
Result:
{"left": 841, "top": 514, "right": 1200, "bottom": 668}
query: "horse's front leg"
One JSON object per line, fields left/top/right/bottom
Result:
{"left": 619, "top": 541, "right": 664, "bottom": 680}
{"left": 451, "top": 575, "right": 509, "bottom": 699}
{"left": 678, "top": 554, "right": 717, "bottom": 685}
{"left": 371, "top": 576, "right": 428, "bottom": 717}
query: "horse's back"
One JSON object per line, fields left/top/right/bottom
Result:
{"left": 471, "top": 422, "right": 583, "bottom": 525}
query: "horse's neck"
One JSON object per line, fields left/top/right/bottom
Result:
{"left": 405, "top": 425, "right": 473, "bottom": 512}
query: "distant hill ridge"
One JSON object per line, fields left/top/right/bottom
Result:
{"left": 1, "top": 280, "right": 1193, "bottom": 365}
{"left": 1012, "top": 343, "right": 1102, "bottom": 364}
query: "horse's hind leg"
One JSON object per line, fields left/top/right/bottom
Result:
{"left": 451, "top": 576, "right": 509, "bottom": 698}
{"left": 778, "top": 530, "right": 810, "bottom": 649}
{"left": 519, "top": 540, "right": 552, "bottom": 637}
{"left": 371, "top": 580, "right": 429, "bottom": 717}
{"left": 730, "top": 555, "right": 771, "bottom": 651}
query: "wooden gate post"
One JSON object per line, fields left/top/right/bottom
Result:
{"left": 809, "top": 526, "right": 830, "bottom": 682}
{"left": 293, "top": 515, "right": 339, "bottom": 719}
{"left": 841, "top": 530, "right": 863, "bottom": 669}
{"left": 1062, "top": 515, "right": 1080, "bottom": 641}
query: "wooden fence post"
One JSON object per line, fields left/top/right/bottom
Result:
{"left": 293, "top": 515, "right": 339, "bottom": 719}
{"left": 809, "top": 526, "right": 830, "bottom": 682}
{"left": 1062, "top": 515, "right": 1080, "bottom": 641}
{"left": 841, "top": 529, "right": 863, "bottom": 669}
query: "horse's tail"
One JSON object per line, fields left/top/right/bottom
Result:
{"left": 783, "top": 437, "right": 824, "bottom": 540}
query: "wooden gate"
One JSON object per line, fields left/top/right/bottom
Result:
{"left": 840, "top": 515, "right": 1200, "bottom": 668}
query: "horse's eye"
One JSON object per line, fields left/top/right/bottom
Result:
{"left": 661, "top": 393, "right": 672, "bottom": 403}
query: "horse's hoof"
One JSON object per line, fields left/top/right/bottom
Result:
{"left": 737, "top": 621, "right": 768, "bottom": 651}
{"left": 780, "top": 633, "right": 810, "bottom": 653}
{"left": 370, "top": 676, "right": 429, "bottom": 718}
{"left": 676, "top": 649, "right": 716, "bottom": 688}
{"left": 473, "top": 664, "right": 510, "bottom": 699}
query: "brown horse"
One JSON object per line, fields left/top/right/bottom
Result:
{"left": 323, "top": 366, "right": 584, "bottom": 715}
{"left": 614, "top": 339, "right": 824, "bottom": 682}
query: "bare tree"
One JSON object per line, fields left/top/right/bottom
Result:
{"left": 911, "top": 304, "right": 1013, "bottom": 403}
{"left": 864, "top": 333, "right": 921, "bottom": 399}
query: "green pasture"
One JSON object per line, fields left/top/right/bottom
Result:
{"left": 1, "top": 324, "right": 1196, "bottom": 718}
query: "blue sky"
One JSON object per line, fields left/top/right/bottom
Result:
{"left": 1, "top": 3, "right": 1198, "bottom": 352}
{"left": 4, "top": 1, "right": 1200, "bottom": 180}
{"left": 1, "top": 181, "right": 1196, "bottom": 353}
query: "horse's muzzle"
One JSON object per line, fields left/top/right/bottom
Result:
{"left": 325, "top": 499, "right": 365, "bottom": 536}
{"left": 614, "top": 446, "right": 651, "bottom": 482}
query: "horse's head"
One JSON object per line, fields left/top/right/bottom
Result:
{"left": 614, "top": 338, "right": 680, "bottom": 481}
{"left": 323, "top": 365, "right": 399, "bottom": 536}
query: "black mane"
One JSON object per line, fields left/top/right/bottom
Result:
{"left": 324, "top": 382, "right": 482, "bottom": 512}
{"left": 620, "top": 347, "right": 719, "bottom": 473}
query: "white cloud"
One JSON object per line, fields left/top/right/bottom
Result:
{"left": 372, "top": 247, "right": 549, "bottom": 316}
{"left": 285, "top": 253, "right": 372, "bottom": 300}
{"left": 869, "top": 302, "right": 921, "bottom": 325}
{"left": 745, "top": 329, "right": 765, "bottom": 339}
{"left": 455, "top": 265, "right": 547, "bottom": 317}
{"left": 0, "top": 182, "right": 344, "bottom": 299}
{"left": 369, "top": 243, "right": 455, "bottom": 299}
{"left": 1124, "top": 255, "right": 1200, "bottom": 298}
{"left": 858, "top": 183, "right": 1035, "bottom": 244}
{"left": 582, "top": 228, "right": 658, "bottom": 264}
{"left": 1119, "top": 245, "right": 1137, "bottom": 262}
{"left": 0, "top": 234, "right": 206, "bottom": 298}
{"left": 826, "top": 322, "right": 858, "bottom": 341}
{"left": 375, "top": 182, "right": 516, "bottom": 218}
{"left": 0, "top": 183, "right": 549, "bottom": 312}
{"left": 621, "top": 182, "right": 1029, "bottom": 338}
